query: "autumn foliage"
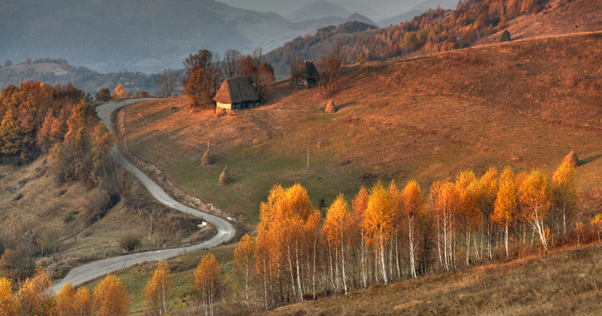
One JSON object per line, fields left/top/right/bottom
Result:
{"left": 144, "top": 260, "right": 171, "bottom": 315}
{"left": 93, "top": 274, "right": 130, "bottom": 316}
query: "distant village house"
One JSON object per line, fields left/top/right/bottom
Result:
{"left": 299, "top": 61, "right": 319, "bottom": 88}
{"left": 214, "top": 77, "right": 260, "bottom": 110}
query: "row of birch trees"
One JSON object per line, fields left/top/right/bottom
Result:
{"left": 1, "top": 162, "right": 586, "bottom": 316}
{"left": 226, "top": 161, "right": 584, "bottom": 312}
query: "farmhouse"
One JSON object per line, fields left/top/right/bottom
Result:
{"left": 214, "top": 77, "right": 260, "bottom": 110}
{"left": 300, "top": 61, "right": 319, "bottom": 88}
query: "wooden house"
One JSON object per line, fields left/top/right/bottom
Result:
{"left": 299, "top": 61, "right": 319, "bottom": 88}
{"left": 214, "top": 77, "right": 260, "bottom": 110}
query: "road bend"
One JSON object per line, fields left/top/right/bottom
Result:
{"left": 51, "top": 99, "right": 236, "bottom": 292}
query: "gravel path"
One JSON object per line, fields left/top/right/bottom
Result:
{"left": 51, "top": 99, "right": 236, "bottom": 292}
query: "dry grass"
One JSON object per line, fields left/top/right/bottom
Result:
{"left": 477, "top": 0, "right": 602, "bottom": 45}
{"left": 267, "top": 243, "right": 602, "bottom": 316}
{"left": 0, "top": 156, "right": 210, "bottom": 263}
{"left": 122, "top": 33, "right": 602, "bottom": 225}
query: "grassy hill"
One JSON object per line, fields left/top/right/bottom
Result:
{"left": 120, "top": 32, "right": 602, "bottom": 227}
{"left": 0, "top": 157, "right": 212, "bottom": 280}
{"left": 266, "top": 243, "right": 602, "bottom": 315}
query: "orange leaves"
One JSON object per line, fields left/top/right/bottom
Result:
{"left": 0, "top": 278, "right": 16, "bottom": 316}
{"left": 493, "top": 167, "right": 517, "bottom": 225}
{"left": 402, "top": 180, "right": 423, "bottom": 219}
{"left": 113, "top": 83, "right": 128, "bottom": 99}
{"left": 194, "top": 253, "right": 222, "bottom": 311}
{"left": 93, "top": 274, "right": 130, "bottom": 316}
{"left": 56, "top": 283, "right": 76, "bottom": 316}
{"left": 143, "top": 261, "right": 171, "bottom": 315}
{"left": 323, "top": 194, "right": 351, "bottom": 247}
{"left": 17, "top": 269, "right": 52, "bottom": 316}
{"left": 364, "top": 182, "right": 395, "bottom": 250}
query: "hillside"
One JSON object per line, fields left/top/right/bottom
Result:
{"left": 267, "top": 243, "right": 602, "bottom": 315}
{"left": 476, "top": 0, "right": 602, "bottom": 44}
{"left": 0, "top": 60, "right": 176, "bottom": 94}
{"left": 266, "top": 21, "right": 379, "bottom": 78}
{"left": 121, "top": 32, "right": 602, "bottom": 225}
{"left": 264, "top": 0, "right": 602, "bottom": 79}
{"left": 285, "top": 1, "right": 352, "bottom": 22}
{"left": 378, "top": 0, "right": 458, "bottom": 26}
{"left": 0, "top": 0, "right": 373, "bottom": 73}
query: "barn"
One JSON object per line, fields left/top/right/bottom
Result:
{"left": 300, "top": 61, "right": 319, "bottom": 88}
{"left": 214, "top": 77, "right": 260, "bottom": 110}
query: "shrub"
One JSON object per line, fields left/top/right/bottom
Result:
{"left": 95, "top": 88, "right": 111, "bottom": 102}
{"left": 139, "top": 91, "right": 149, "bottom": 98}
{"left": 118, "top": 233, "right": 141, "bottom": 252}
{"left": 501, "top": 30, "right": 511, "bottom": 42}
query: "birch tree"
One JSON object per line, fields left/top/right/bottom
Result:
{"left": 519, "top": 170, "right": 552, "bottom": 254}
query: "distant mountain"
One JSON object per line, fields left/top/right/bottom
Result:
{"left": 216, "top": 0, "right": 419, "bottom": 18}
{"left": 0, "top": 0, "right": 376, "bottom": 73}
{"left": 378, "top": 10, "right": 425, "bottom": 27}
{"left": 265, "top": 21, "right": 378, "bottom": 78}
{"left": 377, "top": 0, "right": 458, "bottom": 26}
{"left": 286, "top": 1, "right": 352, "bottom": 22}
{"left": 334, "top": 1, "right": 388, "bottom": 22}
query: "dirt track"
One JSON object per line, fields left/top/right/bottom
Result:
{"left": 51, "top": 99, "right": 236, "bottom": 292}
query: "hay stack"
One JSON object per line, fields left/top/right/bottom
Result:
{"left": 326, "top": 100, "right": 336, "bottom": 113}
{"left": 201, "top": 144, "right": 213, "bottom": 166}
{"left": 564, "top": 151, "right": 580, "bottom": 167}
{"left": 218, "top": 166, "right": 231, "bottom": 185}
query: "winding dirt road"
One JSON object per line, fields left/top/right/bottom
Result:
{"left": 51, "top": 99, "right": 236, "bottom": 292}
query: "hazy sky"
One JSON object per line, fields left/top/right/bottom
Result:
{"left": 216, "top": 0, "right": 429, "bottom": 18}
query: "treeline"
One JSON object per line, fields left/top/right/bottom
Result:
{"left": 182, "top": 48, "right": 276, "bottom": 108}
{"left": 0, "top": 81, "right": 126, "bottom": 282}
{"left": 0, "top": 58, "right": 183, "bottom": 96}
{"left": 267, "top": 0, "right": 550, "bottom": 76}
{"left": 1, "top": 162, "right": 594, "bottom": 315}
{"left": 349, "top": 0, "right": 550, "bottom": 61}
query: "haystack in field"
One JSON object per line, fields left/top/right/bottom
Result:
{"left": 201, "top": 144, "right": 213, "bottom": 166}
{"left": 564, "top": 151, "right": 580, "bottom": 167}
{"left": 326, "top": 100, "right": 336, "bottom": 113}
{"left": 218, "top": 166, "right": 231, "bottom": 185}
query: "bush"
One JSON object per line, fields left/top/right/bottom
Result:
{"left": 118, "top": 232, "right": 141, "bottom": 252}
{"left": 501, "top": 30, "right": 511, "bottom": 42}
{"left": 95, "top": 88, "right": 111, "bottom": 102}
{"left": 139, "top": 91, "right": 149, "bottom": 97}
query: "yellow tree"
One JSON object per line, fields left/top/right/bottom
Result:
{"left": 388, "top": 181, "right": 403, "bottom": 280}
{"left": 492, "top": 167, "right": 517, "bottom": 259}
{"left": 194, "top": 253, "right": 222, "bottom": 316}
{"left": 73, "top": 287, "right": 91, "bottom": 316}
{"left": 113, "top": 83, "right": 128, "bottom": 99}
{"left": 254, "top": 185, "right": 284, "bottom": 310}
{"left": 402, "top": 180, "right": 423, "bottom": 278}
{"left": 352, "top": 187, "right": 369, "bottom": 288}
{"left": 56, "top": 283, "right": 76, "bottom": 316}
{"left": 93, "top": 274, "right": 130, "bottom": 316}
{"left": 0, "top": 278, "right": 17, "bottom": 316}
{"left": 519, "top": 170, "right": 552, "bottom": 254}
{"left": 322, "top": 194, "right": 351, "bottom": 294}
{"left": 456, "top": 171, "right": 481, "bottom": 267}
{"left": 364, "top": 182, "right": 394, "bottom": 284}
{"left": 234, "top": 234, "right": 254, "bottom": 309}
{"left": 552, "top": 161, "right": 578, "bottom": 240}
{"left": 143, "top": 260, "right": 172, "bottom": 315}
{"left": 430, "top": 179, "right": 460, "bottom": 271}
{"left": 476, "top": 167, "right": 498, "bottom": 260}
{"left": 17, "top": 269, "right": 53, "bottom": 316}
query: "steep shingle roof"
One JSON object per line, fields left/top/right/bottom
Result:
{"left": 214, "top": 77, "right": 259, "bottom": 104}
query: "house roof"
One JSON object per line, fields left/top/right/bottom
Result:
{"left": 214, "top": 77, "right": 259, "bottom": 104}
{"left": 303, "top": 61, "right": 319, "bottom": 80}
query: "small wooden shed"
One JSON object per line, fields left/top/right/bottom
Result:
{"left": 214, "top": 77, "right": 260, "bottom": 110}
{"left": 300, "top": 61, "right": 319, "bottom": 88}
